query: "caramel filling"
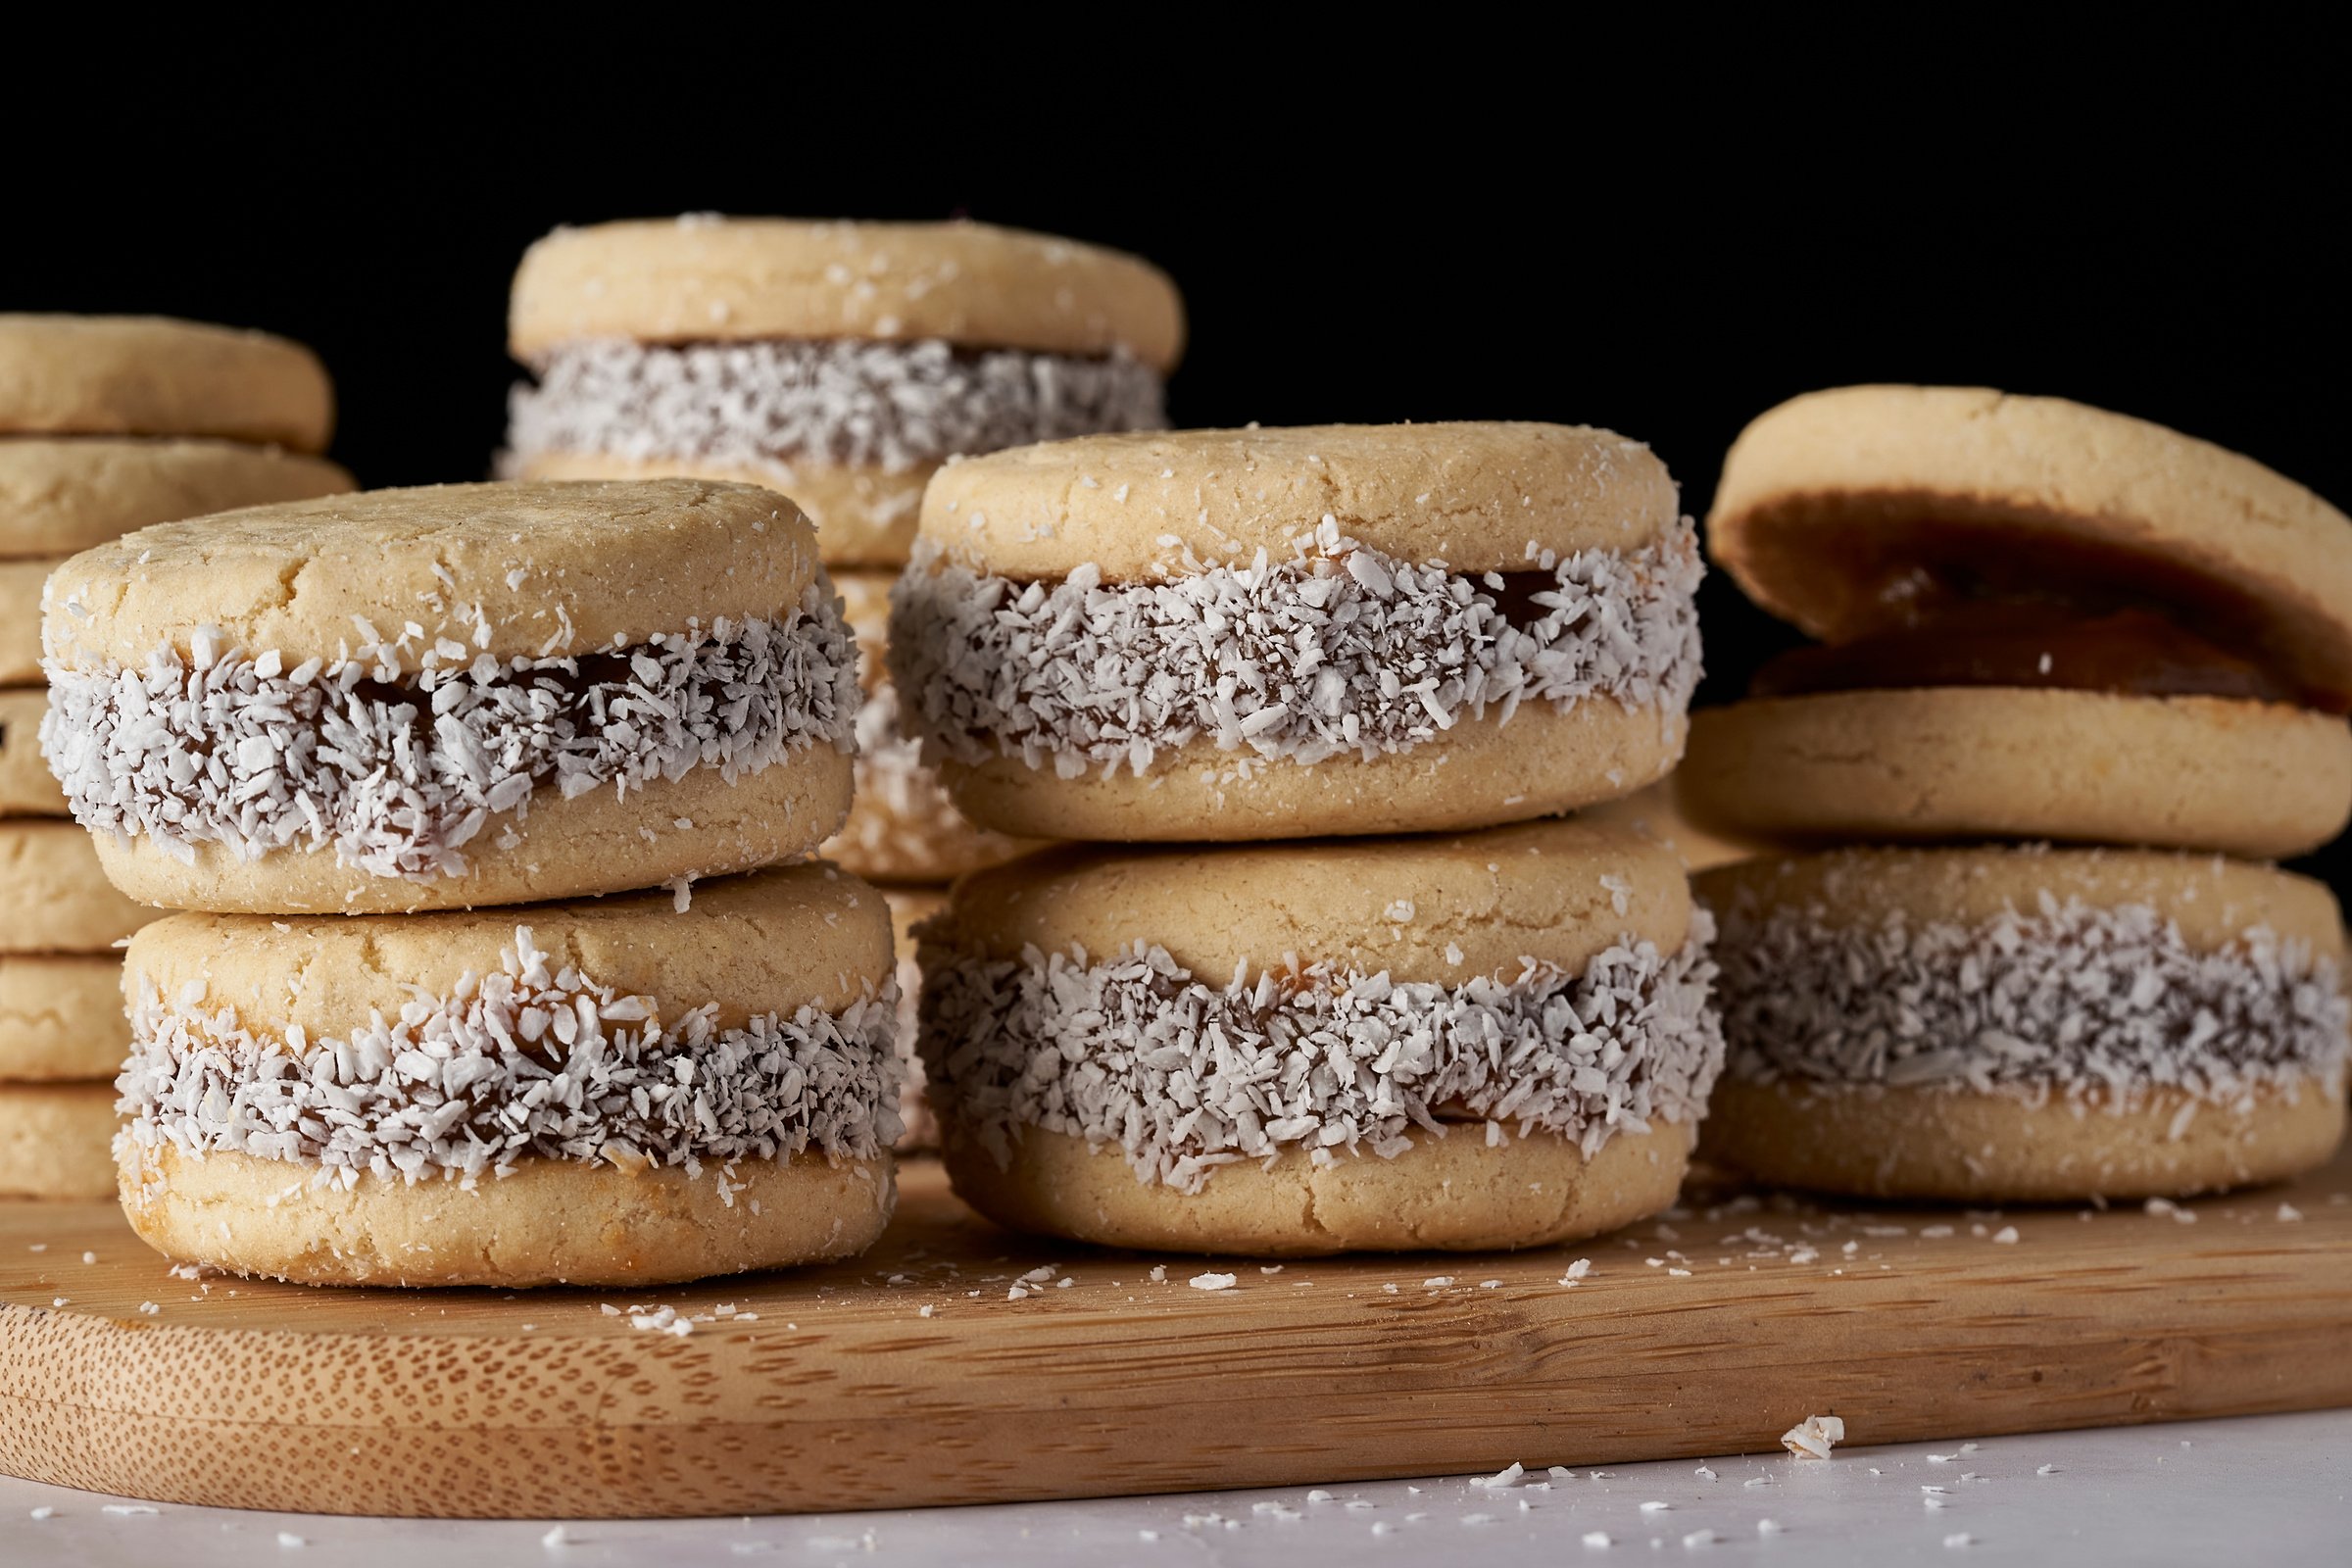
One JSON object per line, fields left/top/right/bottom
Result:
{"left": 1751, "top": 604, "right": 2300, "bottom": 706}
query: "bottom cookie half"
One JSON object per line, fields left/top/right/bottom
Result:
{"left": 941, "top": 1118, "right": 1694, "bottom": 1256}
{"left": 119, "top": 1144, "right": 896, "bottom": 1288}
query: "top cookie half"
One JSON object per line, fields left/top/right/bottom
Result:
{"left": 503, "top": 218, "right": 1184, "bottom": 568}
{"left": 1685, "top": 386, "right": 2352, "bottom": 858}
{"left": 0, "top": 315, "right": 333, "bottom": 452}
{"left": 889, "top": 422, "right": 1703, "bottom": 842}
{"left": 40, "top": 479, "right": 860, "bottom": 913}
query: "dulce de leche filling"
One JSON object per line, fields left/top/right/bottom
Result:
{"left": 1751, "top": 604, "right": 2302, "bottom": 706}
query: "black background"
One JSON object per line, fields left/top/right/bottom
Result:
{"left": 6, "top": 46, "right": 2345, "bottom": 885}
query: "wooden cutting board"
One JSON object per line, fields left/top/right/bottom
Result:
{"left": 3, "top": 1151, "right": 2349, "bottom": 1519}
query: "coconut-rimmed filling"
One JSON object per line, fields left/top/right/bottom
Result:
{"left": 118, "top": 927, "right": 901, "bottom": 1191}
{"left": 918, "top": 916, "right": 1722, "bottom": 1193}
{"left": 42, "top": 586, "right": 859, "bottom": 881}
{"left": 833, "top": 674, "right": 1011, "bottom": 865}
{"left": 891, "top": 519, "right": 1704, "bottom": 779}
{"left": 1709, "top": 894, "right": 2350, "bottom": 1113}
{"left": 504, "top": 337, "right": 1167, "bottom": 478}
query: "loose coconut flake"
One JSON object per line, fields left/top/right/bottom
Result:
{"left": 45, "top": 588, "right": 858, "bottom": 882}
{"left": 918, "top": 915, "right": 1721, "bottom": 1193}
{"left": 889, "top": 518, "right": 1703, "bottom": 780}
{"left": 1709, "top": 889, "right": 2349, "bottom": 1105}
{"left": 505, "top": 338, "right": 1165, "bottom": 478}
{"left": 119, "top": 926, "right": 900, "bottom": 1186}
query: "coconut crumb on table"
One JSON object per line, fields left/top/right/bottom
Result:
{"left": 1190, "top": 1272, "right": 1237, "bottom": 1292}
{"left": 1782, "top": 1414, "right": 1846, "bottom": 1458}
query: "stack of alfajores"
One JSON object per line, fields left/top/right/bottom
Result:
{"left": 892, "top": 423, "right": 1727, "bottom": 1253}
{"left": 502, "top": 216, "right": 1184, "bottom": 1146}
{"left": 1681, "top": 386, "right": 2352, "bottom": 1200}
{"left": 2, "top": 315, "right": 350, "bottom": 1199}
{"left": 40, "top": 476, "right": 905, "bottom": 1286}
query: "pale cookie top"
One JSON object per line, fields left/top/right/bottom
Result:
{"left": 0, "top": 315, "right": 334, "bottom": 452}
{"left": 43, "top": 478, "right": 820, "bottom": 671}
{"left": 1708, "top": 385, "right": 2352, "bottom": 706}
{"left": 127, "top": 863, "right": 891, "bottom": 1040}
{"left": 917, "top": 423, "right": 1679, "bottom": 579}
{"left": 1698, "top": 845, "right": 2343, "bottom": 957}
{"left": 0, "top": 437, "right": 353, "bottom": 559}
{"left": 936, "top": 817, "right": 1690, "bottom": 985}
{"left": 510, "top": 217, "right": 1185, "bottom": 370}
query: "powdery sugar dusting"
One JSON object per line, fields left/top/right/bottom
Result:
{"left": 1709, "top": 892, "right": 2349, "bottom": 1106}
{"left": 44, "top": 587, "right": 858, "bottom": 882}
{"left": 119, "top": 927, "right": 900, "bottom": 1188}
{"left": 890, "top": 519, "right": 1703, "bottom": 780}
{"left": 918, "top": 914, "right": 1721, "bottom": 1193}
{"left": 504, "top": 338, "right": 1166, "bottom": 478}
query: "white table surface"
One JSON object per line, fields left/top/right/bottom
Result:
{"left": 3, "top": 1408, "right": 2345, "bottom": 1567}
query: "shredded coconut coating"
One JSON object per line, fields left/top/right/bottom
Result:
{"left": 890, "top": 519, "right": 1704, "bottom": 779}
{"left": 118, "top": 927, "right": 902, "bottom": 1189}
{"left": 504, "top": 338, "right": 1166, "bottom": 478}
{"left": 918, "top": 914, "right": 1722, "bottom": 1193}
{"left": 1708, "top": 893, "right": 2351, "bottom": 1107}
{"left": 42, "top": 586, "right": 858, "bottom": 881}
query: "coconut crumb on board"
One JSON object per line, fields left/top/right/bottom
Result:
{"left": 1781, "top": 1414, "right": 1846, "bottom": 1458}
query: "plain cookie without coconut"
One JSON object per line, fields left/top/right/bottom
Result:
{"left": 0, "top": 559, "right": 56, "bottom": 684}
{"left": 0, "top": 315, "right": 333, "bottom": 453}
{"left": 0, "top": 956, "right": 128, "bottom": 1080}
{"left": 0, "top": 1085, "right": 118, "bottom": 1200}
{"left": 509, "top": 218, "right": 1184, "bottom": 368}
{"left": 0, "top": 688, "right": 67, "bottom": 814}
{"left": 117, "top": 866, "right": 902, "bottom": 1286}
{"left": 0, "top": 437, "right": 353, "bottom": 558}
{"left": 1707, "top": 384, "right": 2352, "bottom": 708}
{"left": 1680, "top": 686, "right": 2352, "bottom": 860}
{"left": 0, "top": 822, "right": 154, "bottom": 954}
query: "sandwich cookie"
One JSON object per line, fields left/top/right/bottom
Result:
{"left": 1682, "top": 386, "right": 2352, "bottom": 858}
{"left": 1576, "top": 777, "right": 1753, "bottom": 872}
{"left": 1, "top": 558, "right": 57, "bottom": 684}
{"left": 0, "top": 955, "right": 131, "bottom": 1080}
{"left": 1699, "top": 847, "right": 2349, "bottom": 1200}
{"left": 892, "top": 423, "right": 1704, "bottom": 842}
{"left": 885, "top": 886, "right": 948, "bottom": 1150}
{"left": 505, "top": 218, "right": 1183, "bottom": 566}
{"left": 917, "top": 818, "right": 1723, "bottom": 1254}
{"left": 116, "top": 865, "right": 902, "bottom": 1287}
{"left": 0, "top": 689, "right": 66, "bottom": 814}
{"left": 0, "top": 1085, "right": 118, "bottom": 1200}
{"left": 823, "top": 570, "right": 1040, "bottom": 882}
{"left": 41, "top": 479, "right": 859, "bottom": 913}
{"left": 0, "top": 315, "right": 333, "bottom": 451}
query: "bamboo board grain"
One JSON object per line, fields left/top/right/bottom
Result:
{"left": 3, "top": 1151, "right": 2350, "bottom": 1519}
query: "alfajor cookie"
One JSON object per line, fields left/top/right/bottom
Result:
{"left": 0, "top": 1085, "right": 118, "bottom": 1200}
{"left": 1574, "top": 777, "right": 1753, "bottom": 872}
{"left": 823, "top": 570, "right": 1040, "bottom": 882}
{"left": 0, "top": 956, "right": 129, "bottom": 1081}
{"left": 40, "top": 478, "right": 859, "bottom": 914}
{"left": 0, "top": 315, "right": 333, "bottom": 452}
{"left": 504, "top": 217, "right": 1182, "bottom": 566}
{"left": 891, "top": 423, "right": 1704, "bottom": 843}
{"left": 115, "top": 864, "right": 902, "bottom": 1287}
{"left": 0, "top": 688, "right": 66, "bottom": 814}
{"left": 1684, "top": 386, "right": 2352, "bottom": 857}
{"left": 0, "top": 437, "right": 352, "bottom": 560}
{"left": 1, "top": 821, "right": 151, "bottom": 953}
{"left": 884, "top": 886, "right": 947, "bottom": 1150}
{"left": 917, "top": 818, "right": 1723, "bottom": 1254}
{"left": 1698, "top": 846, "right": 2349, "bottom": 1200}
